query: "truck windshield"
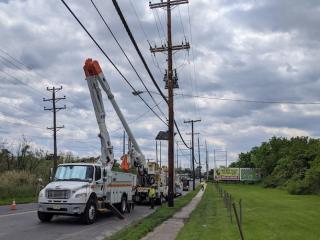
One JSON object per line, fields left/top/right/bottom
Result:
{"left": 54, "top": 165, "right": 94, "bottom": 182}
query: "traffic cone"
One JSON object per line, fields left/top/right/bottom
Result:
{"left": 10, "top": 200, "right": 17, "bottom": 210}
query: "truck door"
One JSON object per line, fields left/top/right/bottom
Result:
{"left": 94, "top": 166, "right": 103, "bottom": 198}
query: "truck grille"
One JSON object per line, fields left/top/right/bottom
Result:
{"left": 47, "top": 190, "right": 70, "bottom": 199}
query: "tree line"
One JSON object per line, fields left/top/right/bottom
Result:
{"left": 0, "top": 137, "right": 92, "bottom": 200}
{"left": 230, "top": 136, "right": 320, "bottom": 195}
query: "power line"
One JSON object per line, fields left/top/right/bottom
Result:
{"left": 186, "top": 4, "right": 200, "bottom": 118}
{"left": 127, "top": 0, "right": 164, "bottom": 76}
{"left": 128, "top": 0, "right": 150, "bottom": 45}
{"left": 0, "top": 48, "right": 54, "bottom": 86}
{"left": 110, "top": 0, "right": 191, "bottom": 150}
{"left": 60, "top": 0, "right": 167, "bottom": 126}
{"left": 175, "top": 93, "right": 320, "bottom": 105}
{"left": 90, "top": 0, "right": 167, "bottom": 121}
{"left": 111, "top": 0, "right": 168, "bottom": 104}
{"left": 133, "top": 90, "right": 320, "bottom": 105}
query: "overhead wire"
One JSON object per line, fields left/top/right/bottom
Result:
{"left": 186, "top": 4, "right": 200, "bottom": 119}
{"left": 60, "top": 0, "right": 167, "bottom": 126}
{"left": 0, "top": 48, "right": 54, "bottom": 86}
{"left": 175, "top": 93, "right": 320, "bottom": 105}
{"left": 111, "top": 0, "right": 191, "bottom": 149}
{"left": 90, "top": 0, "right": 167, "bottom": 121}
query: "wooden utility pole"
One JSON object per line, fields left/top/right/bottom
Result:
{"left": 205, "top": 141, "right": 209, "bottom": 181}
{"left": 43, "top": 86, "right": 66, "bottom": 174}
{"left": 184, "top": 119, "right": 201, "bottom": 190}
{"left": 197, "top": 135, "right": 201, "bottom": 182}
{"left": 150, "top": 0, "right": 190, "bottom": 207}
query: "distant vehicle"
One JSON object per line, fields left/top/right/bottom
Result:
{"left": 182, "top": 178, "right": 190, "bottom": 191}
{"left": 174, "top": 175, "right": 183, "bottom": 196}
{"left": 175, "top": 183, "right": 183, "bottom": 196}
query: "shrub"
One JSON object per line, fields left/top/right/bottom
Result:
{"left": 0, "top": 171, "right": 38, "bottom": 199}
{"left": 287, "top": 179, "right": 309, "bottom": 195}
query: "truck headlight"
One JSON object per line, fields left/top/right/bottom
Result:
{"left": 39, "top": 190, "right": 45, "bottom": 198}
{"left": 75, "top": 193, "right": 87, "bottom": 198}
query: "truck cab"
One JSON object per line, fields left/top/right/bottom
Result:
{"left": 38, "top": 163, "right": 136, "bottom": 224}
{"left": 38, "top": 163, "right": 101, "bottom": 223}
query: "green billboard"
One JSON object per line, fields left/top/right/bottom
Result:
{"left": 240, "top": 168, "right": 261, "bottom": 181}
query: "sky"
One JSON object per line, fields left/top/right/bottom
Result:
{"left": 1, "top": 0, "right": 320, "bottom": 169}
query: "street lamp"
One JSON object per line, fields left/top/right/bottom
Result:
{"left": 132, "top": 90, "right": 144, "bottom": 96}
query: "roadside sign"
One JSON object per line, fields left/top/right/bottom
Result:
{"left": 240, "top": 168, "right": 261, "bottom": 181}
{"left": 214, "top": 168, "right": 240, "bottom": 181}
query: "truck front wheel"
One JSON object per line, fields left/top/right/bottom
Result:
{"left": 38, "top": 211, "right": 53, "bottom": 222}
{"left": 81, "top": 199, "right": 97, "bottom": 224}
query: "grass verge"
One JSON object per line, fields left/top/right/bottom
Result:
{"left": 0, "top": 196, "right": 36, "bottom": 205}
{"left": 221, "top": 183, "right": 320, "bottom": 240}
{"left": 105, "top": 186, "right": 201, "bottom": 240}
{"left": 178, "top": 183, "right": 320, "bottom": 240}
{"left": 176, "top": 183, "right": 238, "bottom": 240}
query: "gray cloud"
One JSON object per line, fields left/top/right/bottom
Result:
{"left": 1, "top": 0, "right": 320, "bottom": 168}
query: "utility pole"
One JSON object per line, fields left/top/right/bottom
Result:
{"left": 197, "top": 135, "right": 201, "bottom": 183}
{"left": 184, "top": 119, "right": 201, "bottom": 190}
{"left": 205, "top": 141, "right": 209, "bottom": 181}
{"left": 149, "top": 0, "right": 189, "bottom": 208}
{"left": 226, "top": 150, "right": 228, "bottom": 167}
{"left": 43, "top": 86, "right": 66, "bottom": 174}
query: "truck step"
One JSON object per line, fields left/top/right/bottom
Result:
{"left": 97, "top": 208, "right": 109, "bottom": 213}
{"left": 106, "top": 203, "right": 125, "bottom": 220}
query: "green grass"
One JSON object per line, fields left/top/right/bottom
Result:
{"left": 0, "top": 196, "right": 36, "bottom": 205}
{"left": 177, "top": 183, "right": 239, "bottom": 240}
{"left": 178, "top": 183, "right": 320, "bottom": 240}
{"left": 105, "top": 186, "right": 201, "bottom": 240}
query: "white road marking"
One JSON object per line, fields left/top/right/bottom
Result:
{"left": 0, "top": 210, "right": 37, "bottom": 218}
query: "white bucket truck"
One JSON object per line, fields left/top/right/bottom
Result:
{"left": 38, "top": 59, "right": 148, "bottom": 224}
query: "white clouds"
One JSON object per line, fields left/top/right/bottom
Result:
{"left": 0, "top": 0, "right": 320, "bottom": 168}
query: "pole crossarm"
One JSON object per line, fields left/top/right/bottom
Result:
{"left": 149, "top": 0, "right": 188, "bottom": 9}
{"left": 150, "top": 42, "right": 190, "bottom": 53}
{"left": 149, "top": 0, "right": 189, "bottom": 207}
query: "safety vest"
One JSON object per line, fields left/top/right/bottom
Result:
{"left": 149, "top": 188, "right": 156, "bottom": 198}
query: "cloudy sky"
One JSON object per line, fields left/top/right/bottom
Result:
{"left": 1, "top": 0, "right": 320, "bottom": 169}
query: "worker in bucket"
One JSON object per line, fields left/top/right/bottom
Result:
{"left": 149, "top": 185, "right": 156, "bottom": 209}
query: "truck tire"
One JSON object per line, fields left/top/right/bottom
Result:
{"left": 38, "top": 211, "right": 53, "bottom": 222}
{"left": 120, "top": 196, "right": 127, "bottom": 214}
{"left": 81, "top": 199, "right": 97, "bottom": 224}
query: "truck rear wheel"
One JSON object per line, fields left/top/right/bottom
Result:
{"left": 81, "top": 199, "right": 97, "bottom": 224}
{"left": 38, "top": 211, "right": 53, "bottom": 222}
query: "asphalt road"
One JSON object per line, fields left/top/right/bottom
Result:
{"left": 0, "top": 203, "right": 155, "bottom": 240}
